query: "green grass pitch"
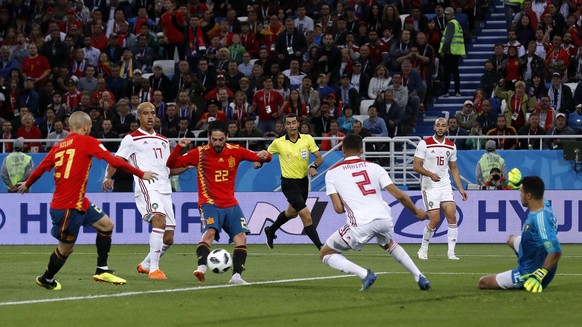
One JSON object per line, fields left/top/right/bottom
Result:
{"left": 1, "top": 244, "right": 581, "bottom": 326}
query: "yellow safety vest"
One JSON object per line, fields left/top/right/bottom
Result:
{"left": 479, "top": 153, "right": 505, "bottom": 182}
{"left": 440, "top": 19, "right": 466, "bottom": 56}
{"left": 5, "top": 152, "right": 32, "bottom": 186}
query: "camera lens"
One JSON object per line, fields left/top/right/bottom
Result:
{"left": 492, "top": 174, "right": 500, "bottom": 181}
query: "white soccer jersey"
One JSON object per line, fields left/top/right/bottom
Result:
{"left": 414, "top": 136, "right": 457, "bottom": 190}
{"left": 325, "top": 156, "right": 393, "bottom": 227}
{"left": 116, "top": 128, "right": 172, "bottom": 195}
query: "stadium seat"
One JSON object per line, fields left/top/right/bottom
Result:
{"left": 359, "top": 99, "right": 374, "bottom": 114}
{"left": 566, "top": 83, "right": 578, "bottom": 94}
{"left": 500, "top": 99, "right": 507, "bottom": 114}
{"left": 400, "top": 14, "right": 409, "bottom": 29}
{"left": 432, "top": 57, "right": 439, "bottom": 79}
{"left": 153, "top": 60, "right": 175, "bottom": 76}
{"left": 488, "top": 97, "right": 500, "bottom": 116}
{"left": 352, "top": 114, "right": 368, "bottom": 123}
{"left": 238, "top": 16, "right": 248, "bottom": 22}
{"left": 250, "top": 58, "right": 258, "bottom": 66}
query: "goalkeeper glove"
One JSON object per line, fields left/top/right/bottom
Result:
{"left": 507, "top": 168, "right": 522, "bottom": 186}
{"left": 521, "top": 268, "right": 548, "bottom": 293}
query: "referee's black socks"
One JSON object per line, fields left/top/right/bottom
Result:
{"left": 270, "top": 211, "right": 291, "bottom": 233}
{"left": 304, "top": 225, "right": 323, "bottom": 250}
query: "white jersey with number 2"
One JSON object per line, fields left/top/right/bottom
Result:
{"left": 414, "top": 136, "right": 457, "bottom": 190}
{"left": 325, "top": 156, "right": 393, "bottom": 227}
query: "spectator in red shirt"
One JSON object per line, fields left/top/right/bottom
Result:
{"left": 252, "top": 76, "right": 284, "bottom": 133}
{"left": 16, "top": 113, "right": 43, "bottom": 152}
{"left": 22, "top": 43, "right": 51, "bottom": 86}
{"left": 159, "top": 0, "right": 186, "bottom": 60}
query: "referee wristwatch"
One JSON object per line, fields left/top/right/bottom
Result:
{"left": 309, "top": 163, "right": 318, "bottom": 170}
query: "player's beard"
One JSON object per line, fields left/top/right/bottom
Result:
{"left": 213, "top": 145, "right": 224, "bottom": 153}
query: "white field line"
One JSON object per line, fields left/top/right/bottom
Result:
{"left": 1, "top": 271, "right": 582, "bottom": 307}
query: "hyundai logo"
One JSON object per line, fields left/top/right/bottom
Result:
{"left": 391, "top": 195, "right": 464, "bottom": 238}
{"left": 0, "top": 208, "right": 5, "bottom": 230}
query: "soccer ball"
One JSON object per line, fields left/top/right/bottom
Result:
{"left": 207, "top": 248, "right": 232, "bottom": 274}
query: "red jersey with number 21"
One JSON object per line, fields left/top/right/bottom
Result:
{"left": 26, "top": 133, "right": 143, "bottom": 211}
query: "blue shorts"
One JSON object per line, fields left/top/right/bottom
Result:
{"left": 200, "top": 203, "right": 250, "bottom": 242}
{"left": 49, "top": 203, "right": 106, "bottom": 244}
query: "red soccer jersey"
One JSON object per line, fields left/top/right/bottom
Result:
{"left": 22, "top": 55, "right": 51, "bottom": 82}
{"left": 25, "top": 133, "right": 144, "bottom": 211}
{"left": 167, "top": 143, "right": 272, "bottom": 208}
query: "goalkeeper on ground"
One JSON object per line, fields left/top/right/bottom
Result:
{"left": 478, "top": 176, "right": 562, "bottom": 293}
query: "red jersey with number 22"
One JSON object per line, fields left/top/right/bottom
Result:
{"left": 26, "top": 133, "right": 143, "bottom": 211}
{"left": 167, "top": 143, "right": 271, "bottom": 208}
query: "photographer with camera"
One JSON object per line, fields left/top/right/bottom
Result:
{"left": 475, "top": 140, "right": 507, "bottom": 185}
{"left": 483, "top": 167, "right": 523, "bottom": 190}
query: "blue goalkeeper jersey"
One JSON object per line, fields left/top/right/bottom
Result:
{"left": 518, "top": 200, "right": 562, "bottom": 287}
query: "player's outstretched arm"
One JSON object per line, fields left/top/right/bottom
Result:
{"left": 385, "top": 184, "right": 426, "bottom": 220}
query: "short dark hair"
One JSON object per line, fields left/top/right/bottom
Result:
{"left": 285, "top": 113, "right": 298, "bottom": 120}
{"left": 208, "top": 120, "right": 228, "bottom": 135}
{"left": 342, "top": 133, "right": 363, "bottom": 151}
{"left": 521, "top": 176, "right": 544, "bottom": 199}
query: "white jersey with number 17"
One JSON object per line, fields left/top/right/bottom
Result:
{"left": 414, "top": 136, "right": 457, "bottom": 190}
{"left": 115, "top": 128, "right": 172, "bottom": 196}
{"left": 325, "top": 156, "right": 393, "bottom": 227}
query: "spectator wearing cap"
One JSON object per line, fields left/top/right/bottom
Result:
{"left": 204, "top": 73, "right": 235, "bottom": 101}
{"left": 159, "top": 0, "right": 186, "bottom": 60}
{"left": 132, "top": 33, "right": 155, "bottom": 73}
{"left": 119, "top": 47, "right": 137, "bottom": 79}
{"left": 455, "top": 100, "right": 478, "bottom": 132}
{"left": 103, "top": 33, "right": 123, "bottom": 63}
{"left": 251, "top": 76, "right": 284, "bottom": 133}
{"left": 21, "top": 43, "right": 51, "bottom": 87}
{"left": 20, "top": 78, "right": 40, "bottom": 117}
{"left": 349, "top": 60, "right": 370, "bottom": 100}
{"left": 475, "top": 139, "right": 507, "bottom": 185}
{"left": 149, "top": 62, "right": 171, "bottom": 98}
{"left": 324, "top": 93, "right": 342, "bottom": 119}
{"left": 336, "top": 73, "right": 360, "bottom": 113}
{"left": 196, "top": 99, "right": 227, "bottom": 130}
{"left": 548, "top": 71, "right": 573, "bottom": 113}
{"left": 545, "top": 112, "right": 576, "bottom": 150}
{"left": 496, "top": 79, "right": 537, "bottom": 131}
{"left": 1, "top": 137, "right": 33, "bottom": 192}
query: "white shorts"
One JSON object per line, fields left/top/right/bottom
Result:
{"left": 325, "top": 219, "right": 394, "bottom": 252}
{"left": 136, "top": 190, "right": 176, "bottom": 230}
{"left": 421, "top": 186, "right": 455, "bottom": 212}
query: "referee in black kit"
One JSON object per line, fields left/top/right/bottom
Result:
{"left": 260, "top": 113, "right": 324, "bottom": 250}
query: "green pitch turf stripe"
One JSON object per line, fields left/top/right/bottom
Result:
{"left": 2, "top": 271, "right": 581, "bottom": 307}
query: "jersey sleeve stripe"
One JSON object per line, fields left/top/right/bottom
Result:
{"left": 536, "top": 212, "right": 548, "bottom": 239}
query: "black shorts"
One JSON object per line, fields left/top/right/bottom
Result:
{"left": 281, "top": 177, "right": 309, "bottom": 212}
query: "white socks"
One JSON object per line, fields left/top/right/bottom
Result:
{"left": 388, "top": 242, "right": 422, "bottom": 282}
{"left": 420, "top": 225, "right": 435, "bottom": 251}
{"left": 447, "top": 224, "right": 458, "bottom": 254}
{"left": 141, "top": 242, "right": 172, "bottom": 269}
{"left": 145, "top": 228, "right": 164, "bottom": 271}
{"left": 323, "top": 253, "right": 368, "bottom": 279}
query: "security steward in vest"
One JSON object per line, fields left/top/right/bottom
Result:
{"left": 2, "top": 137, "right": 34, "bottom": 192}
{"left": 439, "top": 7, "right": 465, "bottom": 97}
{"left": 258, "top": 113, "right": 324, "bottom": 250}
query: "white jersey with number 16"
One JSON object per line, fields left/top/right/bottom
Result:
{"left": 325, "top": 156, "right": 393, "bottom": 227}
{"left": 414, "top": 136, "right": 457, "bottom": 190}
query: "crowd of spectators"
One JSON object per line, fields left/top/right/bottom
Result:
{"left": 5, "top": 0, "right": 576, "bottom": 155}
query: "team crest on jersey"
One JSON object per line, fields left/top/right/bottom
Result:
{"left": 428, "top": 201, "right": 434, "bottom": 208}
{"left": 207, "top": 217, "right": 214, "bottom": 224}
{"left": 524, "top": 224, "right": 530, "bottom": 232}
{"left": 152, "top": 203, "right": 159, "bottom": 210}
{"left": 301, "top": 150, "right": 308, "bottom": 159}
{"left": 228, "top": 157, "right": 236, "bottom": 168}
